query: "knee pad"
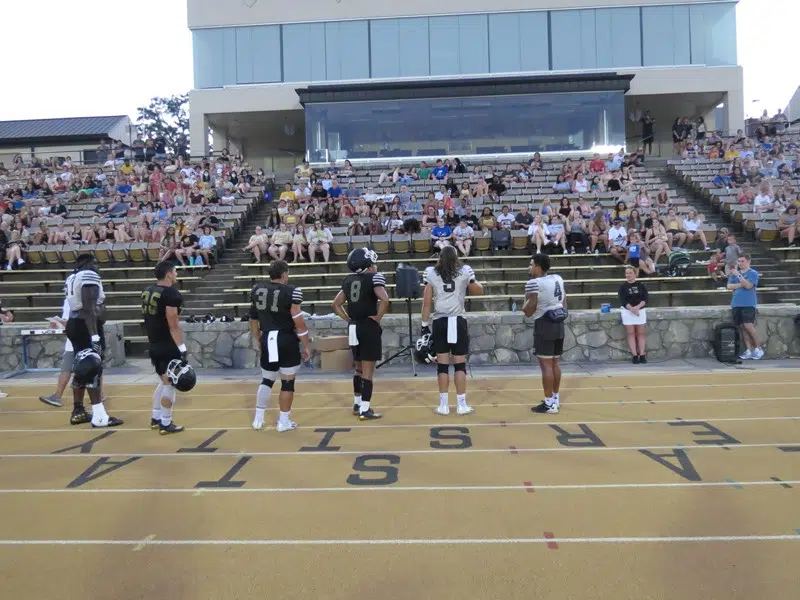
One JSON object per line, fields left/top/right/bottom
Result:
{"left": 437, "top": 363, "right": 450, "bottom": 374}
{"left": 261, "top": 378, "right": 275, "bottom": 388}
{"left": 261, "top": 369, "right": 277, "bottom": 383}
{"left": 280, "top": 379, "right": 295, "bottom": 392}
{"left": 453, "top": 362, "right": 467, "bottom": 373}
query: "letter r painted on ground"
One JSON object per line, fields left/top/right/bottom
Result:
{"left": 548, "top": 424, "right": 606, "bottom": 447}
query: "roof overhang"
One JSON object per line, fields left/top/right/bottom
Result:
{"left": 296, "top": 72, "right": 634, "bottom": 106}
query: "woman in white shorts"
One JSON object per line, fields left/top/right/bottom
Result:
{"left": 618, "top": 265, "right": 649, "bottom": 364}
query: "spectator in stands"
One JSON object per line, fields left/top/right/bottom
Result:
{"left": 497, "top": 206, "right": 515, "bottom": 229}
{"left": 423, "top": 206, "right": 438, "bottom": 227}
{"left": 348, "top": 214, "right": 365, "bottom": 235}
{"left": 644, "top": 211, "right": 670, "bottom": 265}
{"left": 626, "top": 232, "right": 655, "bottom": 275}
{"left": 196, "top": 226, "right": 217, "bottom": 266}
{"left": 269, "top": 222, "right": 293, "bottom": 261}
{"left": 588, "top": 211, "right": 609, "bottom": 254}
{"left": 431, "top": 217, "right": 452, "bottom": 254}
{"left": 753, "top": 182, "right": 775, "bottom": 213}
{"left": 547, "top": 214, "right": 568, "bottom": 254}
{"left": 552, "top": 175, "right": 570, "bottom": 193}
{"left": 244, "top": 225, "right": 269, "bottom": 263}
{"left": 478, "top": 207, "right": 497, "bottom": 232}
{"left": 527, "top": 215, "right": 547, "bottom": 254}
{"left": 307, "top": 221, "right": 332, "bottom": 263}
{"left": 452, "top": 217, "right": 474, "bottom": 257}
{"left": 174, "top": 227, "right": 199, "bottom": 266}
{"left": 778, "top": 205, "right": 798, "bottom": 247}
{"left": 611, "top": 201, "right": 629, "bottom": 223}
{"left": 566, "top": 213, "right": 590, "bottom": 254}
{"left": 682, "top": 209, "right": 710, "bottom": 250}
{"left": 368, "top": 214, "right": 385, "bottom": 236}
{"left": 619, "top": 266, "right": 649, "bottom": 363}
{"left": 385, "top": 211, "right": 404, "bottom": 233}
{"left": 628, "top": 208, "right": 644, "bottom": 234}
{"left": 32, "top": 221, "right": 49, "bottom": 245}
{"left": 608, "top": 218, "right": 628, "bottom": 262}
{"left": 295, "top": 162, "right": 313, "bottom": 183}
{"left": 339, "top": 198, "right": 355, "bottom": 222}
{"left": 5, "top": 231, "right": 25, "bottom": 270}
{"left": 727, "top": 255, "right": 763, "bottom": 360}
{"left": 514, "top": 206, "right": 534, "bottom": 230}
{"left": 663, "top": 208, "right": 686, "bottom": 249}
{"left": 48, "top": 221, "right": 69, "bottom": 245}
{"left": 291, "top": 223, "right": 308, "bottom": 262}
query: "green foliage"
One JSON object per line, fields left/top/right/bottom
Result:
{"left": 135, "top": 94, "right": 189, "bottom": 152}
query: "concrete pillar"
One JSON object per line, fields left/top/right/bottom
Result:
{"left": 212, "top": 129, "right": 228, "bottom": 154}
{"left": 190, "top": 111, "right": 210, "bottom": 158}
{"left": 725, "top": 89, "right": 745, "bottom": 137}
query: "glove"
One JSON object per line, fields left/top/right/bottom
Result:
{"left": 178, "top": 344, "right": 189, "bottom": 363}
{"left": 421, "top": 325, "right": 431, "bottom": 337}
{"left": 90, "top": 335, "right": 102, "bottom": 357}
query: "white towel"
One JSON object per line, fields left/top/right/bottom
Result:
{"left": 348, "top": 323, "right": 359, "bottom": 346}
{"left": 266, "top": 330, "right": 279, "bottom": 363}
{"left": 447, "top": 316, "right": 458, "bottom": 344}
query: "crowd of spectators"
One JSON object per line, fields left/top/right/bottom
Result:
{"left": 0, "top": 147, "right": 265, "bottom": 270}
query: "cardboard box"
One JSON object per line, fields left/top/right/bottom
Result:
{"left": 314, "top": 335, "right": 349, "bottom": 352}
{"left": 320, "top": 348, "right": 353, "bottom": 372}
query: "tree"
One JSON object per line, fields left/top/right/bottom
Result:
{"left": 136, "top": 94, "right": 190, "bottom": 155}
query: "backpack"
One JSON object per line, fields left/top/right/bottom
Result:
{"left": 666, "top": 250, "right": 692, "bottom": 277}
{"left": 712, "top": 322, "right": 740, "bottom": 363}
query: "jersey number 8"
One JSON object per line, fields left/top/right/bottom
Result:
{"left": 255, "top": 288, "right": 281, "bottom": 312}
{"left": 141, "top": 290, "right": 162, "bottom": 316}
{"left": 349, "top": 279, "right": 362, "bottom": 303}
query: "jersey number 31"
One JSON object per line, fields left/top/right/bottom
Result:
{"left": 255, "top": 288, "right": 281, "bottom": 312}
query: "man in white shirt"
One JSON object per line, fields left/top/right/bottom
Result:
{"left": 608, "top": 218, "right": 628, "bottom": 262}
{"left": 682, "top": 211, "right": 710, "bottom": 250}
{"left": 497, "top": 206, "right": 515, "bottom": 229}
{"left": 522, "top": 253, "right": 567, "bottom": 414}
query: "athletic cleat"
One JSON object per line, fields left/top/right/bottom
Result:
{"left": 456, "top": 404, "right": 475, "bottom": 416}
{"left": 739, "top": 349, "right": 753, "bottom": 360}
{"left": 39, "top": 394, "right": 62, "bottom": 408}
{"left": 150, "top": 418, "right": 161, "bottom": 430}
{"left": 91, "top": 416, "right": 124, "bottom": 428}
{"left": 252, "top": 417, "right": 264, "bottom": 430}
{"left": 359, "top": 408, "right": 383, "bottom": 421}
{"left": 159, "top": 422, "right": 185, "bottom": 435}
{"left": 70, "top": 410, "right": 92, "bottom": 425}
{"left": 352, "top": 404, "right": 360, "bottom": 415}
{"left": 435, "top": 406, "right": 450, "bottom": 416}
{"left": 276, "top": 420, "right": 298, "bottom": 432}
{"left": 752, "top": 348, "right": 764, "bottom": 360}
{"left": 531, "top": 401, "right": 559, "bottom": 414}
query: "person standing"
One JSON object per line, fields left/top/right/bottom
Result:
{"left": 421, "top": 246, "right": 483, "bottom": 416}
{"left": 331, "top": 248, "right": 389, "bottom": 421}
{"left": 249, "top": 260, "right": 311, "bottom": 432}
{"left": 727, "top": 255, "right": 764, "bottom": 360}
{"left": 618, "top": 266, "right": 649, "bottom": 364}
{"left": 522, "top": 253, "right": 567, "bottom": 414}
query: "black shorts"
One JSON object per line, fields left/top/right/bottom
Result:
{"left": 150, "top": 344, "right": 182, "bottom": 376}
{"left": 260, "top": 330, "right": 302, "bottom": 371}
{"left": 432, "top": 315, "right": 469, "bottom": 356}
{"left": 533, "top": 315, "right": 565, "bottom": 359}
{"left": 350, "top": 318, "right": 382, "bottom": 363}
{"left": 731, "top": 306, "right": 756, "bottom": 326}
{"left": 65, "top": 318, "right": 105, "bottom": 353}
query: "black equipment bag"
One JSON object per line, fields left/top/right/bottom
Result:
{"left": 712, "top": 322, "right": 740, "bottom": 363}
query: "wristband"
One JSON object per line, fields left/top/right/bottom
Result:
{"left": 91, "top": 335, "right": 100, "bottom": 342}
{"left": 297, "top": 330, "right": 309, "bottom": 338}
{"left": 178, "top": 344, "right": 187, "bottom": 352}
{"left": 421, "top": 321, "right": 430, "bottom": 328}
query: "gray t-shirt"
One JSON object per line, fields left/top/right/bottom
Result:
{"left": 724, "top": 243, "right": 743, "bottom": 267}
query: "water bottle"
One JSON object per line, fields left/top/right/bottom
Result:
{"left": 511, "top": 302, "right": 517, "bottom": 314}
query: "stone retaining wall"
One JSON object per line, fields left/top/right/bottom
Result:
{"left": 179, "top": 305, "right": 800, "bottom": 369}
{"left": 0, "top": 322, "right": 126, "bottom": 374}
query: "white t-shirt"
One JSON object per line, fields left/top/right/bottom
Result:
{"left": 573, "top": 179, "right": 590, "bottom": 193}
{"left": 753, "top": 194, "right": 773, "bottom": 209}
{"left": 497, "top": 213, "right": 515, "bottom": 229}
{"left": 683, "top": 219, "right": 700, "bottom": 232}
{"left": 525, "top": 273, "right": 566, "bottom": 321}
{"left": 453, "top": 225, "right": 474, "bottom": 240}
{"left": 609, "top": 225, "right": 628, "bottom": 247}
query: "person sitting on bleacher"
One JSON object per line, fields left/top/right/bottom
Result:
{"left": 196, "top": 225, "right": 217, "bottom": 266}
{"left": 368, "top": 214, "right": 386, "bottom": 236}
{"left": 778, "top": 206, "right": 798, "bottom": 247}
{"left": 306, "top": 221, "right": 332, "bottom": 264}
{"left": 608, "top": 218, "right": 628, "bottom": 263}
{"left": 547, "top": 214, "right": 568, "bottom": 254}
{"left": 269, "top": 222, "right": 293, "bottom": 262}
{"left": 431, "top": 217, "right": 453, "bottom": 255}
{"left": 663, "top": 208, "right": 686, "bottom": 250}
{"left": 48, "top": 221, "right": 69, "bottom": 245}
{"left": 682, "top": 209, "right": 710, "bottom": 251}
{"left": 175, "top": 228, "right": 200, "bottom": 266}
{"left": 644, "top": 211, "right": 671, "bottom": 265}
{"left": 4, "top": 231, "right": 25, "bottom": 270}
{"left": 753, "top": 182, "right": 775, "bottom": 213}
{"left": 497, "top": 206, "right": 515, "bottom": 230}
{"left": 478, "top": 207, "right": 497, "bottom": 233}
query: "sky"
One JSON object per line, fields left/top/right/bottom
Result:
{"left": 1, "top": 0, "right": 797, "bottom": 122}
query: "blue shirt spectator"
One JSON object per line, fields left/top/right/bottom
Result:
{"left": 432, "top": 166, "right": 448, "bottom": 180}
{"left": 117, "top": 183, "right": 132, "bottom": 195}
{"left": 432, "top": 224, "right": 452, "bottom": 239}
{"left": 729, "top": 267, "right": 758, "bottom": 307}
{"left": 328, "top": 183, "right": 343, "bottom": 198}
{"left": 713, "top": 173, "right": 732, "bottom": 188}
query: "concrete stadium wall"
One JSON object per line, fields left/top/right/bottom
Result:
{"left": 188, "top": 0, "right": 717, "bottom": 28}
{"left": 179, "top": 306, "right": 800, "bottom": 369}
{"left": 0, "top": 323, "right": 126, "bottom": 375}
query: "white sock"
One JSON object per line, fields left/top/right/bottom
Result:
{"left": 354, "top": 395, "right": 362, "bottom": 407}
{"left": 279, "top": 410, "right": 291, "bottom": 423}
{"left": 255, "top": 407, "right": 265, "bottom": 422}
{"left": 456, "top": 393, "right": 467, "bottom": 406}
{"left": 256, "top": 384, "right": 272, "bottom": 410}
{"left": 152, "top": 383, "right": 164, "bottom": 420}
{"left": 91, "top": 402, "right": 108, "bottom": 424}
{"left": 161, "top": 402, "right": 173, "bottom": 426}
{"left": 552, "top": 393, "right": 560, "bottom": 404}
{"left": 360, "top": 401, "right": 370, "bottom": 413}
{"left": 439, "top": 392, "right": 449, "bottom": 408}
{"left": 544, "top": 396, "right": 554, "bottom": 407}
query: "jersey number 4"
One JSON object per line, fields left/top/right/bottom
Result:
{"left": 255, "top": 288, "right": 281, "bottom": 312}
{"left": 554, "top": 281, "right": 563, "bottom": 301}
{"left": 141, "top": 290, "right": 161, "bottom": 316}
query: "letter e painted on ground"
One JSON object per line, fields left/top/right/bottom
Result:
{"left": 668, "top": 421, "right": 741, "bottom": 445}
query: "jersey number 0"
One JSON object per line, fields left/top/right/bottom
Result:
{"left": 255, "top": 288, "right": 281, "bottom": 312}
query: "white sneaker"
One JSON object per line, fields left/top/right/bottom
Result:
{"left": 562, "top": 248, "right": 568, "bottom": 254}
{"left": 739, "top": 349, "right": 753, "bottom": 360}
{"left": 435, "top": 405, "right": 450, "bottom": 416}
{"left": 0, "top": 391, "right": 7, "bottom": 398}
{"left": 752, "top": 347, "right": 764, "bottom": 360}
{"left": 456, "top": 404, "right": 475, "bottom": 416}
{"left": 276, "top": 420, "right": 298, "bottom": 432}
{"left": 252, "top": 417, "right": 264, "bottom": 430}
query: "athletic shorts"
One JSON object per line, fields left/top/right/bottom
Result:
{"left": 731, "top": 306, "right": 756, "bottom": 326}
{"left": 65, "top": 319, "right": 105, "bottom": 354}
{"left": 150, "top": 343, "right": 182, "bottom": 376}
{"left": 260, "top": 330, "right": 302, "bottom": 371}
{"left": 350, "top": 318, "right": 382, "bottom": 363}
{"left": 60, "top": 351, "right": 74, "bottom": 373}
{"left": 533, "top": 315, "right": 565, "bottom": 359}
{"left": 432, "top": 315, "right": 469, "bottom": 356}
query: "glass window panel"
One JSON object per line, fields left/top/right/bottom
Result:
{"left": 429, "top": 17, "right": 459, "bottom": 77}
{"left": 369, "top": 20, "right": 400, "bottom": 79}
{"left": 690, "top": 3, "right": 737, "bottom": 66}
{"left": 397, "top": 18, "right": 430, "bottom": 78}
{"left": 489, "top": 13, "right": 522, "bottom": 73}
{"left": 282, "top": 23, "right": 327, "bottom": 82}
{"left": 193, "top": 28, "right": 236, "bottom": 89}
{"left": 519, "top": 12, "right": 549, "bottom": 72}
{"left": 325, "top": 20, "right": 369, "bottom": 81}
{"left": 642, "top": 5, "right": 691, "bottom": 66}
{"left": 550, "top": 10, "right": 596, "bottom": 71}
{"left": 458, "top": 14, "right": 489, "bottom": 75}
{"left": 236, "top": 25, "right": 281, "bottom": 84}
{"left": 303, "top": 91, "right": 626, "bottom": 161}
{"left": 594, "top": 8, "right": 641, "bottom": 69}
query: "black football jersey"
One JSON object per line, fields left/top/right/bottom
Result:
{"left": 142, "top": 284, "right": 183, "bottom": 346}
{"left": 342, "top": 272, "right": 386, "bottom": 321}
{"left": 249, "top": 282, "right": 303, "bottom": 332}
